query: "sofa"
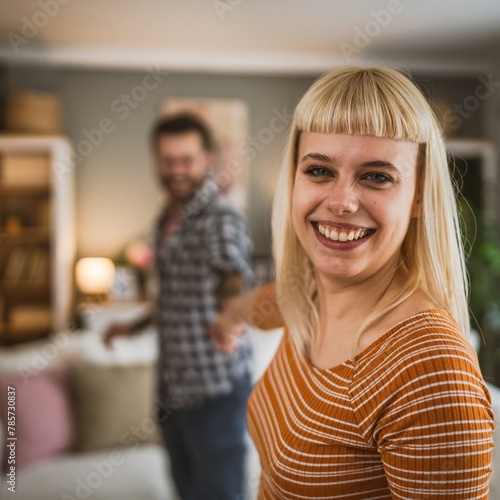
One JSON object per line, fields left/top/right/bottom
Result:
{"left": 0, "top": 320, "right": 499, "bottom": 499}
{"left": 0, "top": 326, "right": 176, "bottom": 500}
{"left": 0, "top": 302, "right": 283, "bottom": 500}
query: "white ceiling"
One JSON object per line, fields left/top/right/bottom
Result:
{"left": 1, "top": 0, "right": 499, "bottom": 74}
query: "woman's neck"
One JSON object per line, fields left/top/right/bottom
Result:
{"left": 315, "top": 260, "right": 406, "bottom": 333}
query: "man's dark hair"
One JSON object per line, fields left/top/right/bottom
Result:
{"left": 151, "top": 113, "right": 215, "bottom": 152}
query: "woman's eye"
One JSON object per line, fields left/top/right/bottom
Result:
{"left": 305, "top": 166, "right": 331, "bottom": 177}
{"left": 364, "top": 172, "right": 394, "bottom": 184}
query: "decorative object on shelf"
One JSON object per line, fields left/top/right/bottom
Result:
{"left": 75, "top": 258, "right": 115, "bottom": 302}
{"left": 125, "top": 239, "right": 154, "bottom": 301}
{"left": 3, "top": 211, "right": 23, "bottom": 235}
{"left": 5, "top": 90, "right": 63, "bottom": 135}
{"left": 111, "top": 238, "right": 154, "bottom": 301}
{"left": 1, "top": 153, "right": 51, "bottom": 186}
{"left": 109, "top": 266, "right": 140, "bottom": 302}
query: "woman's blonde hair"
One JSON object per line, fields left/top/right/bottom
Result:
{"left": 272, "top": 66, "right": 469, "bottom": 354}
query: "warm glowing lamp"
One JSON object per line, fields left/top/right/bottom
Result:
{"left": 75, "top": 258, "right": 115, "bottom": 298}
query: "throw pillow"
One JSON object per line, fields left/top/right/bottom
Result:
{"left": 71, "top": 362, "right": 161, "bottom": 452}
{"left": 0, "top": 365, "right": 75, "bottom": 470}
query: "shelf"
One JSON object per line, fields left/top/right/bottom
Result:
{"left": 0, "top": 182, "right": 51, "bottom": 197}
{"left": 0, "top": 227, "right": 51, "bottom": 245}
{"left": 0, "top": 324, "right": 51, "bottom": 344}
{"left": 0, "top": 281, "right": 51, "bottom": 296}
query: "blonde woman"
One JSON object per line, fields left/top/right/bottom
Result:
{"left": 211, "top": 67, "right": 494, "bottom": 499}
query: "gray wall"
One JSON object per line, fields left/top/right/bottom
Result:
{"left": 5, "top": 65, "right": 489, "bottom": 259}
{"left": 7, "top": 65, "right": 314, "bottom": 258}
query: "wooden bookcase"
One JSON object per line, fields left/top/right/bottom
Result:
{"left": 0, "top": 135, "right": 75, "bottom": 343}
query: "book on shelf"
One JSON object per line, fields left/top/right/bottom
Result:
{"left": 37, "top": 199, "right": 52, "bottom": 227}
{"left": 31, "top": 249, "right": 50, "bottom": 283}
{"left": 2, "top": 245, "right": 50, "bottom": 283}
{"left": 9, "top": 304, "right": 52, "bottom": 329}
{"left": 3, "top": 246, "right": 26, "bottom": 281}
{"left": 1, "top": 153, "right": 51, "bottom": 186}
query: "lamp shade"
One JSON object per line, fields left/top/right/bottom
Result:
{"left": 75, "top": 258, "right": 115, "bottom": 294}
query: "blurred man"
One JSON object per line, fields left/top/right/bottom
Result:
{"left": 103, "top": 114, "right": 254, "bottom": 500}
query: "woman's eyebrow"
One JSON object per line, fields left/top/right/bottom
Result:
{"left": 299, "top": 155, "right": 400, "bottom": 173}
{"left": 299, "top": 152, "right": 336, "bottom": 164}
{"left": 360, "top": 160, "right": 399, "bottom": 172}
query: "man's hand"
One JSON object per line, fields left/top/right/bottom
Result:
{"left": 102, "top": 323, "right": 133, "bottom": 349}
{"left": 209, "top": 298, "right": 247, "bottom": 353}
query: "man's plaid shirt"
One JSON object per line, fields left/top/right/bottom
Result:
{"left": 154, "top": 177, "right": 254, "bottom": 409}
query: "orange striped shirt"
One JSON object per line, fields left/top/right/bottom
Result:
{"left": 247, "top": 288, "right": 494, "bottom": 498}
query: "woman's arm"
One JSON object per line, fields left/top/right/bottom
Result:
{"left": 371, "top": 336, "right": 494, "bottom": 498}
{"left": 209, "top": 282, "right": 284, "bottom": 351}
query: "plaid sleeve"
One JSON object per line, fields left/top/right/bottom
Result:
{"left": 207, "top": 209, "right": 255, "bottom": 286}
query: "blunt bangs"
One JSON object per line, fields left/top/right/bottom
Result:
{"left": 294, "top": 67, "right": 433, "bottom": 144}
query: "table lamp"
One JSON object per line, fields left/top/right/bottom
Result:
{"left": 75, "top": 258, "right": 115, "bottom": 302}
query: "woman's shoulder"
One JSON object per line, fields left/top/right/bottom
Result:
{"left": 350, "top": 308, "right": 491, "bottom": 430}
{"left": 356, "top": 307, "right": 482, "bottom": 389}
{"left": 361, "top": 288, "right": 472, "bottom": 360}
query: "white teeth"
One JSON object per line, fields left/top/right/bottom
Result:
{"left": 317, "top": 223, "right": 370, "bottom": 242}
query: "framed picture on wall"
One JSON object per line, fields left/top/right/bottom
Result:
{"left": 160, "top": 98, "right": 249, "bottom": 211}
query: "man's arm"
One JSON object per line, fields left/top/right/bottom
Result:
{"left": 102, "top": 311, "right": 153, "bottom": 348}
{"left": 216, "top": 272, "right": 247, "bottom": 306}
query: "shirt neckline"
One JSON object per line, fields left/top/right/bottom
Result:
{"left": 301, "top": 308, "right": 452, "bottom": 374}
{"left": 182, "top": 176, "right": 218, "bottom": 221}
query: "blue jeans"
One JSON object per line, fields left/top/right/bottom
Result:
{"left": 161, "top": 374, "right": 252, "bottom": 500}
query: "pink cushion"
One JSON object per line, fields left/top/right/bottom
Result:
{"left": 0, "top": 366, "right": 75, "bottom": 470}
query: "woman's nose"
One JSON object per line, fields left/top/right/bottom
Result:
{"left": 326, "top": 182, "right": 359, "bottom": 215}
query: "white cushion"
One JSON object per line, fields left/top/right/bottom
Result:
{"left": 0, "top": 444, "right": 175, "bottom": 500}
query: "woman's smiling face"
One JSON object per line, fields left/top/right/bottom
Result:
{"left": 292, "top": 132, "right": 420, "bottom": 283}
